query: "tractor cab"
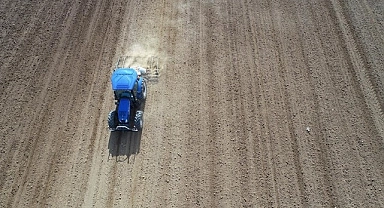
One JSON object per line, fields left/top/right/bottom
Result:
{"left": 111, "top": 68, "right": 138, "bottom": 91}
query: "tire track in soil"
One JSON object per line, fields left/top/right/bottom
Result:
{"left": 224, "top": 1, "right": 269, "bottom": 206}
{"left": 225, "top": 1, "right": 255, "bottom": 206}
{"left": 180, "top": 2, "right": 210, "bottom": 205}
{"left": 255, "top": 1, "right": 305, "bottom": 206}
{"left": 327, "top": 0, "right": 384, "bottom": 206}
{"left": 0, "top": 0, "right": 49, "bottom": 88}
{"left": 269, "top": 1, "right": 307, "bottom": 206}
{"left": 0, "top": 0, "right": 70, "bottom": 176}
{"left": 295, "top": 0, "right": 347, "bottom": 206}
{"left": 201, "top": 2, "right": 224, "bottom": 207}
{"left": 296, "top": 0, "right": 361, "bottom": 206}
{"left": 294, "top": 1, "right": 337, "bottom": 206}
{"left": 0, "top": 1, "right": 78, "bottom": 206}
{"left": 50, "top": 1, "right": 128, "bottom": 206}
{"left": 242, "top": 2, "right": 278, "bottom": 205}
{"left": 294, "top": 0, "right": 384, "bottom": 206}
{"left": 1, "top": 0, "right": 127, "bottom": 207}
{"left": 338, "top": 0, "right": 384, "bottom": 110}
{"left": 241, "top": 2, "right": 273, "bottom": 206}
{"left": 329, "top": 0, "right": 384, "bottom": 143}
{"left": 253, "top": 1, "right": 282, "bottom": 206}
{"left": 42, "top": 1, "right": 120, "bottom": 206}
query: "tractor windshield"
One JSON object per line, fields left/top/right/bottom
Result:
{"left": 114, "top": 90, "right": 133, "bottom": 100}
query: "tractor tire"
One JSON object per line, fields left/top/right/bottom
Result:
{"left": 135, "top": 111, "right": 143, "bottom": 130}
{"left": 108, "top": 110, "right": 117, "bottom": 129}
{"left": 141, "top": 80, "right": 147, "bottom": 101}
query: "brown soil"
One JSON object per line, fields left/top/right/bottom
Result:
{"left": 1, "top": 0, "right": 383, "bottom": 207}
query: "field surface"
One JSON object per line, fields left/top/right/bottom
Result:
{"left": 1, "top": 0, "right": 384, "bottom": 207}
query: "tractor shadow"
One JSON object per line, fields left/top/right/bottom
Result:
{"left": 108, "top": 102, "right": 146, "bottom": 163}
{"left": 108, "top": 130, "right": 142, "bottom": 163}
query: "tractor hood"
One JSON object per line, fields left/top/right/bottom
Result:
{"left": 111, "top": 68, "right": 138, "bottom": 90}
{"left": 118, "top": 98, "right": 130, "bottom": 124}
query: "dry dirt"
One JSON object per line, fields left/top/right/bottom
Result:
{"left": 1, "top": 0, "right": 384, "bottom": 207}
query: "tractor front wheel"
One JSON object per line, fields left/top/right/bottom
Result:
{"left": 141, "top": 80, "right": 147, "bottom": 100}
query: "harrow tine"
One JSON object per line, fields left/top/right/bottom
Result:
{"left": 150, "top": 56, "right": 154, "bottom": 69}
{"left": 115, "top": 56, "right": 128, "bottom": 69}
{"left": 122, "top": 56, "right": 126, "bottom": 67}
{"left": 115, "top": 57, "right": 121, "bottom": 69}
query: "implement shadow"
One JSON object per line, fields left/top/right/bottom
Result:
{"left": 108, "top": 130, "right": 142, "bottom": 163}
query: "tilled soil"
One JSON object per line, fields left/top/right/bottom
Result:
{"left": 1, "top": 0, "right": 383, "bottom": 207}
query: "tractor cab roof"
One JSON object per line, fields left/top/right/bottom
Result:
{"left": 111, "top": 68, "right": 138, "bottom": 90}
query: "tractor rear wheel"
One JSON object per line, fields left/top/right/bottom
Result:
{"left": 135, "top": 111, "right": 143, "bottom": 130}
{"left": 108, "top": 110, "right": 117, "bottom": 129}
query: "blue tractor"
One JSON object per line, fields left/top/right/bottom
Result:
{"left": 108, "top": 67, "right": 147, "bottom": 131}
